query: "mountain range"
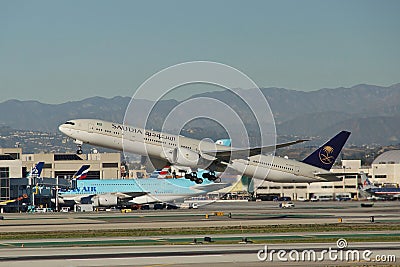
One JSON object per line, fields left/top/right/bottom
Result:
{"left": 1, "top": 83, "right": 400, "bottom": 146}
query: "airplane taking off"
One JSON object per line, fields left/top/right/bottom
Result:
{"left": 58, "top": 166, "right": 228, "bottom": 206}
{"left": 227, "top": 131, "right": 351, "bottom": 183}
{"left": 59, "top": 119, "right": 307, "bottom": 183}
{"left": 360, "top": 172, "right": 400, "bottom": 199}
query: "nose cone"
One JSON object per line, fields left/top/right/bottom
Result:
{"left": 58, "top": 123, "right": 73, "bottom": 137}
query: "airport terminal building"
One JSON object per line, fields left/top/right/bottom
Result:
{"left": 2, "top": 146, "right": 400, "bottom": 211}
{"left": 0, "top": 147, "right": 121, "bottom": 211}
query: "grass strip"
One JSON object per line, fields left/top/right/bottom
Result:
{"left": 1, "top": 223, "right": 400, "bottom": 240}
{"left": 4, "top": 235, "right": 400, "bottom": 248}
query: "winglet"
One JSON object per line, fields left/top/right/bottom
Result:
{"left": 215, "top": 139, "right": 231, "bottom": 147}
{"left": 302, "top": 131, "right": 351, "bottom": 170}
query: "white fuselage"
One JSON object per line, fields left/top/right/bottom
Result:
{"left": 230, "top": 154, "right": 333, "bottom": 183}
{"left": 57, "top": 178, "right": 227, "bottom": 206}
{"left": 59, "top": 119, "right": 332, "bottom": 183}
{"left": 59, "top": 119, "right": 222, "bottom": 169}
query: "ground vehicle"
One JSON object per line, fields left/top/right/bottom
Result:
{"left": 319, "top": 195, "right": 334, "bottom": 201}
{"left": 367, "top": 196, "right": 386, "bottom": 201}
{"left": 75, "top": 204, "right": 93, "bottom": 212}
{"left": 336, "top": 196, "right": 351, "bottom": 201}
{"left": 297, "top": 196, "right": 308, "bottom": 202}
{"left": 140, "top": 204, "right": 150, "bottom": 210}
{"left": 154, "top": 203, "right": 166, "bottom": 210}
{"left": 105, "top": 207, "right": 118, "bottom": 212}
{"left": 279, "top": 202, "right": 295, "bottom": 208}
{"left": 273, "top": 196, "right": 291, "bottom": 202}
{"left": 61, "top": 207, "right": 70, "bottom": 212}
{"left": 180, "top": 202, "right": 198, "bottom": 209}
{"left": 361, "top": 202, "right": 374, "bottom": 207}
{"left": 121, "top": 208, "right": 132, "bottom": 213}
{"left": 166, "top": 204, "right": 179, "bottom": 209}
{"left": 35, "top": 207, "right": 53, "bottom": 213}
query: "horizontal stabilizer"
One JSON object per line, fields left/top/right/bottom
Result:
{"left": 315, "top": 173, "right": 344, "bottom": 182}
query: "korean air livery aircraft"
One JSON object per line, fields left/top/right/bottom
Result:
{"left": 59, "top": 119, "right": 307, "bottom": 182}
{"left": 58, "top": 167, "right": 228, "bottom": 206}
{"left": 227, "top": 131, "right": 351, "bottom": 183}
{"left": 360, "top": 172, "right": 400, "bottom": 199}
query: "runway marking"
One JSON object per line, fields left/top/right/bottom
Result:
{"left": 67, "top": 255, "right": 223, "bottom": 261}
{"left": 0, "top": 243, "right": 15, "bottom": 247}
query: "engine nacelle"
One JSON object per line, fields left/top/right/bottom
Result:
{"left": 92, "top": 194, "right": 118, "bottom": 207}
{"left": 172, "top": 147, "right": 200, "bottom": 168}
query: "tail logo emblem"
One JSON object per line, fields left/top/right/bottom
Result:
{"left": 319, "top": 146, "right": 334, "bottom": 164}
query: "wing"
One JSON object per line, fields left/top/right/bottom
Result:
{"left": 113, "top": 192, "right": 148, "bottom": 199}
{"left": 142, "top": 156, "right": 169, "bottom": 170}
{"left": 203, "top": 139, "right": 309, "bottom": 159}
{"left": 314, "top": 171, "right": 359, "bottom": 182}
{"left": 315, "top": 172, "right": 360, "bottom": 182}
{"left": 314, "top": 173, "right": 343, "bottom": 182}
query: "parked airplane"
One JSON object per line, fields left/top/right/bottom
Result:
{"left": 58, "top": 119, "right": 307, "bottom": 182}
{"left": 360, "top": 172, "right": 400, "bottom": 199}
{"left": 0, "top": 162, "right": 45, "bottom": 207}
{"left": 227, "top": 131, "right": 351, "bottom": 183}
{"left": 72, "top": 165, "right": 90, "bottom": 180}
{"left": 58, "top": 167, "right": 228, "bottom": 206}
{"left": 27, "top": 161, "right": 45, "bottom": 178}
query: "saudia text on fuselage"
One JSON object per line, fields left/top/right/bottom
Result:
{"left": 111, "top": 123, "right": 176, "bottom": 142}
{"left": 111, "top": 123, "right": 142, "bottom": 134}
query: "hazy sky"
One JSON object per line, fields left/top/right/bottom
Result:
{"left": 1, "top": 0, "right": 399, "bottom": 103}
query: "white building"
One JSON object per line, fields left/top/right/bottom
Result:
{"left": 255, "top": 151, "right": 400, "bottom": 200}
{"left": 0, "top": 147, "right": 122, "bottom": 203}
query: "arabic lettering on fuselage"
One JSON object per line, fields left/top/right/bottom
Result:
{"left": 144, "top": 131, "right": 176, "bottom": 141}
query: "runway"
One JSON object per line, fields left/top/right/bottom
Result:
{"left": 0, "top": 243, "right": 398, "bottom": 266}
{"left": 1, "top": 201, "right": 400, "bottom": 232}
{"left": 1, "top": 201, "right": 400, "bottom": 266}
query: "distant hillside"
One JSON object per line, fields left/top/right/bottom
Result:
{"left": 1, "top": 83, "right": 400, "bottom": 145}
{"left": 0, "top": 96, "right": 132, "bottom": 132}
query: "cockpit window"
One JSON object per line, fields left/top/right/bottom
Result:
{"left": 65, "top": 121, "right": 75, "bottom": 125}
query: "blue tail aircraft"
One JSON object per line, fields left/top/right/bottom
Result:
{"left": 58, "top": 165, "right": 228, "bottom": 207}
{"left": 228, "top": 131, "right": 351, "bottom": 183}
{"left": 27, "top": 162, "right": 45, "bottom": 178}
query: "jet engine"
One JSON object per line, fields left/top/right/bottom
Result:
{"left": 92, "top": 194, "right": 118, "bottom": 207}
{"left": 172, "top": 147, "right": 200, "bottom": 168}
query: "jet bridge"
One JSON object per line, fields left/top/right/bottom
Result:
{"left": 2, "top": 177, "right": 73, "bottom": 212}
